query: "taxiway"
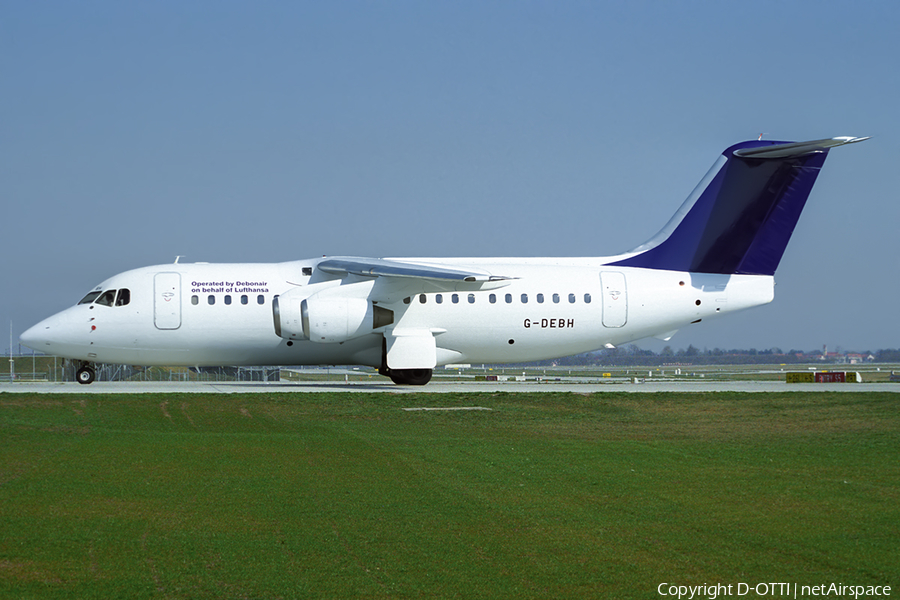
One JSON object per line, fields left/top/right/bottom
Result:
{"left": 3, "top": 380, "right": 899, "bottom": 394}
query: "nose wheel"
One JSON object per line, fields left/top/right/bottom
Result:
{"left": 76, "top": 365, "right": 96, "bottom": 385}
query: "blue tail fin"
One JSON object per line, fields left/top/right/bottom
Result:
{"left": 610, "top": 137, "right": 867, "bottom": 276}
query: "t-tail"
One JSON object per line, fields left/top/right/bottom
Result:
{"left": 611, "top": 136, "right": 869, "bottom": 276}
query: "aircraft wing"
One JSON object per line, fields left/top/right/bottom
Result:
{"left": 318, "top": 256, "right": 512, "bottom": 283}
{"left": 316, "top": 256, "right": 514, "bottom": 301}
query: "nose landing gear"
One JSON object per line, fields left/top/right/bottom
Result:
{"left": 76, "top": 363, "right": 96, "bottom": 385}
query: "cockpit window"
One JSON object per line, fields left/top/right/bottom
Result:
{"left": 79, "top": 288, "right": 131, "bottom": 307}
{"left": 115, "top": 289, "right": 131, "bottom": 306}
{"left": 94, "top": 290, "right": 117, "bottom": 307}
{"left": 78, "top": 291, "right": 102, "bottom": 305}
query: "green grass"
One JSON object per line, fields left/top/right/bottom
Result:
{"left": 1, "top": 392, "right": 897, "bottom": 599}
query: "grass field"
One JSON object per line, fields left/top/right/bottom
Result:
{"left": 1, "top": 391, "right": 897, "bottom": 599}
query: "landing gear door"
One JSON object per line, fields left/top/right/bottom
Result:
{"left": 386, "top": 329, "right": 437, "bottom": 369}
{"left": 600, "top": 271, "right": 627, "bottom": 328}
{"left": 154, "top": 272, "right": 182, "bottom": 330}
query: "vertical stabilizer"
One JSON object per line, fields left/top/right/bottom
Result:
{"left": 611, "top": 137, "right": 868, "bottom": 275}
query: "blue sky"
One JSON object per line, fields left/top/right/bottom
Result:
{"left": 3, "top": 2, "right": 898, "bottom": 354}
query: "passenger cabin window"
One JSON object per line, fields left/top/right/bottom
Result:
{"left": 257, "top": 295, "right": 265, "bottom": 305}
{"left": 419, "top": 294, "right": 427, "bottom": 304}
{"left": 241, "top": 295, "right": 249, "bottom": 305}
{"left": 505, "top": 293, "right": 512, "bottom": 304}
{"left": 584, "top": 293, "right": 592, "bottom": 304}
{"left": 468, "top": 294, "right": 475, "bottom": 304}
{"left": 452, "top": 294, "right": 459, "bottom": 304}
{"left": 208, "top": 295, "right": 215, "bottom": 305}
{"left": 95, "top": 290, "right": 117, "bottom": 307}
{"left": 436, "top": 294, "right": 443, "bottom": 304}
{"left": 78, "top": 291, "right": 102, "bottom": 305}
{"left": 568, "top": 293, "right": 576, "bottom": 304}
{"left": 521, "top": 293, "right": 528, "bottom": 304}
{"left": 191, "top": 295, "right": 199, "bottom": 305}
{"left": 225, "top": 295, "right": 232, "bottom": 305}
{"left": 553, "top": 293, "right": 560, "bottom": 304}
{"left": 489, "top": 294, "right": 496, "bottom": 304}
{"left": 537, "top": 293, "right": 544, "bottom": 304}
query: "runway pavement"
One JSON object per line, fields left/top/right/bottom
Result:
{"left": 3, "top": 380, "right": 899, "bottom": 394}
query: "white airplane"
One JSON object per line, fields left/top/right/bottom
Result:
{"left": 21, "top": 136, "right": 867, "bottom": 385}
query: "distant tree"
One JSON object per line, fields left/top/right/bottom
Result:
{"left": 661, "top": 346, "right": 674, "bottom": 356}
{"left": 876, "top": 349, "right": 900, "bottom": 362}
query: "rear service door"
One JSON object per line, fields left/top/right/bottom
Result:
{"left": 154, "top": 272, "right": 182, "bottom": 330}
{"left": 600, "top": 271, "right": 627, "bottom": 328}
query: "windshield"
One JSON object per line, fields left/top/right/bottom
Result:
{"left": 78, "top": 291, "right": 102, "bottom": 305}
{"left": 77, "top": 288, "right": 131, "bottom": 307}
{"left": 94, "top": 290, "right": 117, "bottom": 307}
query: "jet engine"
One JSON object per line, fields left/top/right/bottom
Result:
{"left": 273, "top": 291, "right": 393, "bottom": 343}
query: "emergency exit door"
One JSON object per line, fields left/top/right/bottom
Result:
{"left": 154, "top": 272, "right": 182, "bottom": 330}
{"left": 600, "top": 271, "right": 627, "bottom": 328}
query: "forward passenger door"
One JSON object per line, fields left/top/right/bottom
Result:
{"left": 154, "top": 272, "right": 182, "bottom": 330}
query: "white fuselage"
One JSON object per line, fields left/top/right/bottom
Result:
{"left": 22, "top": 257, "right": 774, "bottom": 368}
{"left": 22, "top": 136, "right": 867, "bottom": 378}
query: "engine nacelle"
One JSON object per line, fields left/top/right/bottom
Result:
{"left": 273, "top": 293, "right": 304, "bottom": 340}
{"left": 273, "top": 290, "right": 393, "bottom": 343}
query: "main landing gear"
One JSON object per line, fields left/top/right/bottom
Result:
{"left": 76, "top": 363, "right": 96, "bottom": 385}
{"left": 378, "top": 337, "right": 433, "bottom": 385}
{"left": 386, "top": 368, "right": 433, "bottom": 386}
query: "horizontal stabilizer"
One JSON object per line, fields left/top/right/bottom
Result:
{"left": 733, "top": 136, "right": 869, "bottom": 159}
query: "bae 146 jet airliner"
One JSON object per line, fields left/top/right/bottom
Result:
{"left": 21, "top": 136, "right": 867, "bottom": 385}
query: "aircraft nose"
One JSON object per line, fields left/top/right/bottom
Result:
{"left": 20, "top": 321, "right": 51, "bottom": 351}
{"left": 20, "top": 311, "right": 70, "bottom": 352}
